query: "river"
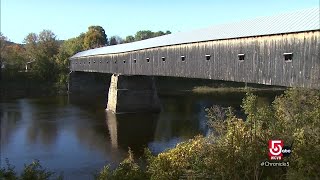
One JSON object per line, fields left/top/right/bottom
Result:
{"left": 0, "top": 90, "right": 280, "bottom": 179}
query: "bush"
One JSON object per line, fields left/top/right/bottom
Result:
{"left": 0, "top": 159, "right": 62, "bottom": 180}
{"left": 95, "top": 149, "right": 147, "bottom": 180}
{"left": 144, "top": 88, "right": 320, "bottom": 179}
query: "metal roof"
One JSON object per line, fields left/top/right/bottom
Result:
{"left": 72, "top": 7, "right": 320, "bottom": 58}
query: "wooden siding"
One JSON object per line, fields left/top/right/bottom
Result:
{"left": 70, "top": 31, "right": 320, "bottom": 89}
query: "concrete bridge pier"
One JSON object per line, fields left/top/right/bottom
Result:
{"left": 106, "top": 74, "right": 161, "bottom": 113}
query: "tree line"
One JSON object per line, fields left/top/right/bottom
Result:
{"left": 0, "top": 26, "right": 171, "bottom": 89}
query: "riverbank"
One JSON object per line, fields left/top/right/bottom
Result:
{"left": 1, "top": 72, "right": 68, "bottom": 100}
{"left": 192, "top": 86, "right": 285, "bottom": 94}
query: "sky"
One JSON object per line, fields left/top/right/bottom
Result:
{"left": 1, "top": 0, "right": 319, "bottom": 43}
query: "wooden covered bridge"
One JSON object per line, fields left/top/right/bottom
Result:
{"left": 69, "top": 8, "right": 320, "bottom": 113}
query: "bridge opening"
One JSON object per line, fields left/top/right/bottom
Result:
{"left": 181, "top": 55, "right": 186, "bottom": 61}
{"left": 161, "top": 57, "right": 166, "bottom": 62}
{"left": 205, "top": 54, "right": 211, "bottom": 60}
{"left": 284, "top": 53, "right": 293, "bottom": 62}
{"left": 238, "top": 53, "right": 245, "bottom": 61}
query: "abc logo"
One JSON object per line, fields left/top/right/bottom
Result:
{"left": 268, "top": 140, "right": 292, "bottom": 160}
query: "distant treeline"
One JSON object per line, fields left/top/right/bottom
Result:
{"left": 0, "top": 26, "right": 171, "bottom": 93}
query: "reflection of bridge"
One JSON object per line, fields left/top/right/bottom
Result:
{"left": 69, "top": 8, "right": 320, "bottom": 113}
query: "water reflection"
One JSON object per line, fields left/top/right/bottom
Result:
{"left": 106, "top": 112, "right": 159, "bottom": 154}
{"left": 1, "top": 102, "right": 21, "bottom": 146}
{"left": 0, "top": 90, "right": 281, "bottom": 179}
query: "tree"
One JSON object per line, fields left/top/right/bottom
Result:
{"left": 1, "top": 33, "right": 26, "bottom": 72}
{"left": 109, "top": 36, "right": 123, "bottom": 46}
{"left": 55, "top": 34, "right": 85, "bottom": 72}
{"left": 124, "top": 35, "right": 135, "bottom": 43}
{"left": 0, "top": 33, "right": 8, "bottom": 69}
{"left": 165, "top": 30, "right": 171, "bottom": 34}
{"left": 38, "top": 30, "right": 59, "bottom": 58}
{"left": 83, "top": 26, "right": 107, "bottom": 49}
{"left": 134, "top": 30, "right": 154, "bottom": 41}
{"left": 134, "top": 30, "right": 171, "bottom": 41}
{"left": 23, "top": 33, "right": 38, "bottom": 61}
{"left": 23, "top": 30, "right": 59, "bottom": 81}
{"left": 154, "top": 31, "right": 165, "bottom": 37}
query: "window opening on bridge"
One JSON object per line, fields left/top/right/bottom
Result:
{"left": 284, "top": 53, "right": 293, "bottom": 62}
{"left": 162, "top": 57, "right": 166, "bottom": 62}
{"left": 238, "top": 54, "right": 245, "bottom": 61}
{"left": 181, "top": 55, "right": 186, "bottom": 61}
{"left": 134, "top": 59, "right": 137, "bottom": 63}
{"left": 89, "top": 61, "right": 91, "bottom": 64}
{"left": 205, "top": 54, "right": 211, "bottom": 60}
{"left": 146, "top": 58, "right": 150, "bottom": 63}
{"left": 107, "top": 60, "right": 109, "bottom": 64}
{"left": 93, "top": 61, "right": 96, "bottom": 63}
{"left": 114, "top": 60, "right": 117, "bottom": 64}
{"left": 123, "top": 60, "right": 126, "bottom": 63}
{"left": 100, "top": 61, "right": 102, "bottom": 63}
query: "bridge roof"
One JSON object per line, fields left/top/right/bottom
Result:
{"left": 72, "top": 7, "right": 320, "bottom": 58}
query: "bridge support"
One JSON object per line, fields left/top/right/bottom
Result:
{"left": 106, "top": 74, "right": 161, "bottom": 113}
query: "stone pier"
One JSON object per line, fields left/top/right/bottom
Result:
{"left": 106, "top": 74, "right": 161, "bottom": 113}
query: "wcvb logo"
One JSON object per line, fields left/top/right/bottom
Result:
{"left": 268, "top": 140, "right": 292, "bottom": 160}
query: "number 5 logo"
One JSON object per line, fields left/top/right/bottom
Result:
{"left": 269, "top": 140, "right": 283, "bottom": 156}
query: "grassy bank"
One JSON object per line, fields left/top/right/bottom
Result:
{"left": 192, "top": 86, "right": 286, "bottom": 94}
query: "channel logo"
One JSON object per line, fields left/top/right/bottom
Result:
{"left": 268, "top": 140, "right": 292, "bottom": 160}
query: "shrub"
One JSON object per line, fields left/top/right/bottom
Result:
{"left": 145, "top": 88, "right": 320, "bottom": 179}
{"left": 0, "top": 159, "right": 62, "bottom": 180}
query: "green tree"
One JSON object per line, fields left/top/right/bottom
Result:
{"left": 38, "top": 30, "right": 59, "bottom": 58}
{"left": 154, "top": 31, "right": 165, "bottom": 37}
{"left": 24, "top": 30, "right": 59, "bottom": 81}
{"left": 83, "top": 26, "right": 107, "bottom": 49}
{"left": 124, "top": 35, "right": 135, "bottom": 43}
{"left": 24, "top": 32, "right": 39, "bottom": 61}
{"left": 134, "top": 30, "right": 171, "bottom": 41}
{"left": 134, "top": 30, "right": 154, "bottom": 41}
{"left": 55, "top": 34, "right": 86, "bottom": 88}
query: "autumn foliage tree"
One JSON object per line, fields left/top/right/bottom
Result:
{"left": 83, "top": 26, "right": 108, "bottom": 49}
{"left": 23, "top": 30, "right": 59, "bottom": 81}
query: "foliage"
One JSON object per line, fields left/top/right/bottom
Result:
{"left": 134, "top": 30, "right": 170, "bottom": 41}
{"left": 94, "top": 149, "right": 147, "bottom": 180}
{"left": 0, "top": 159, "right": 62, "bottom": 180}
{"left": 145, "top": 88, "right": 320, "bottom": 179}
{"left": 273, "top": 89, "right": 320, "bottom": 179}
{"left": 83, "top": 26, "right": 108, "bottom": 49}
{"left": 124, "top": 35, "right": 135, "bottom": 43}
{"left": 147, "top": 136, "right": 210, "bottom": 180}
{"left": 109, "top": 36, "right": 123, "bottom": 46}
{"left": 22, "top": 30, "right": 60, "bottom": 81}
{"left": 1, "top": 26, "right": 172, "bottom": 94}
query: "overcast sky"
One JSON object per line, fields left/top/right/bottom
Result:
{"left": 1, "top": 0, "right": 319, "bottom": 43}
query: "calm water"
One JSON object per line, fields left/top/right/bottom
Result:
{"left": 0, "top": 91, "right": 278, "bottom": 179}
